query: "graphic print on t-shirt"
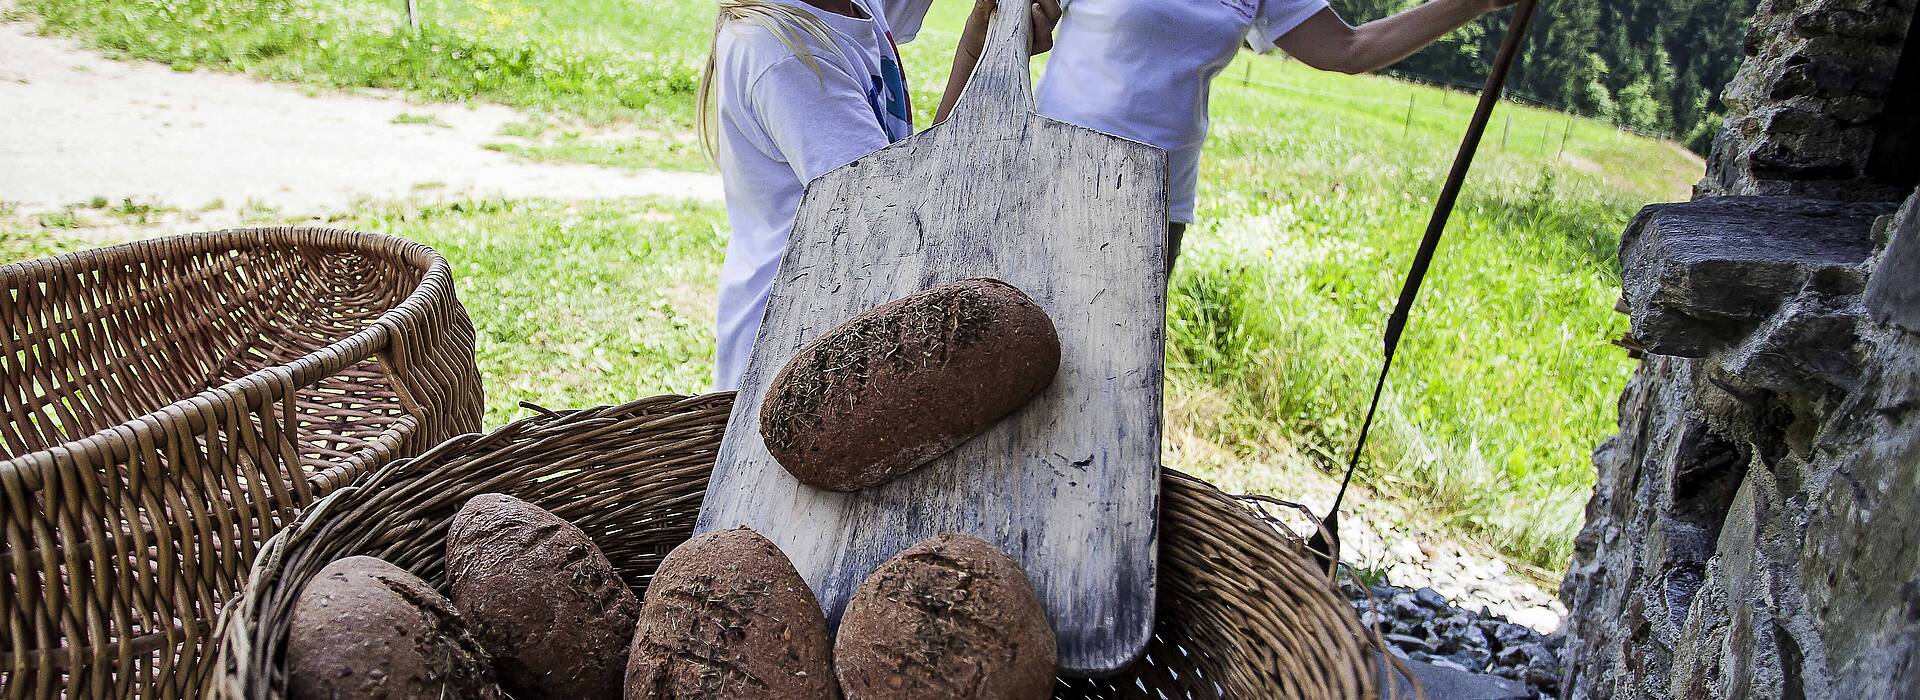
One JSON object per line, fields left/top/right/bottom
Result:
{"left": 872, "top": 31, "right": 913, "bottom": 141}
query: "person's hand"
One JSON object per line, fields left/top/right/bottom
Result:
{"left": 968, "top": 0, "right": 1064, "bottom": 55}
{"left": 1028, "top": 0, "right": 1063, "bottom": 55}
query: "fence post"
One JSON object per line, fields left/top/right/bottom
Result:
{"left": 406, "top": 0, "right": 420, "bottom": 31}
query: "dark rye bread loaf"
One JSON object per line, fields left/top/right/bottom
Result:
{"left": 834, "top": 534, "right": 1057, "bottom": 700}
{"left": 446, "top": 494, "right": 640, "bottom": 699}
{"left": 286, "top": 556, "right": 506, "bottom": 700}
{"left": 761, "top": 278, "right": 1060, "bottom": 491}
{"left": 624, "top": 528, "right": 837, "bottom": 699}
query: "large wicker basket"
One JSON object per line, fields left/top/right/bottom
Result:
{"left": 0, "top": 228, "right": 483, "bottom": 697}
{"left": 213, "top": 394, "right": 1379, "bottom": 699}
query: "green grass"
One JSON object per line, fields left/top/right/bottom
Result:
{"left": 344, "top": 198, "right": 726, "bottom": 426}
{"left": 390, "top": 111, "right": 451, "bottom": 127}
{"left": 1161, "top": 54, "right": 1696, "bottom": 565}
{"left": 10, "top": 0, "right": 1705, "bottom": 568}
{"left": 1, "top": 222, "right": 95, "bottom": 261}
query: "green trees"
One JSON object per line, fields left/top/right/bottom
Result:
{"left": 1326, "top": 0, "right": 1759, "bottom": 151}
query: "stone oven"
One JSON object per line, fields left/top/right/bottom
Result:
{"left": 1558, "top": 0, "right": 1920, "bottom": 698}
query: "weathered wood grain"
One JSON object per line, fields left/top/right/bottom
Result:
{"left": 695, "top": 0, "right": 1168, "bottom": 675}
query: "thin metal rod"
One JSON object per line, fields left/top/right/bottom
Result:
{"left": 1325, "top": 0, "right": 1544, "bottom": 522}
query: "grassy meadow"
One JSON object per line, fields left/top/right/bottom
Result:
{"left": 5, "top": 0, "right": 1702, "bottom": 567}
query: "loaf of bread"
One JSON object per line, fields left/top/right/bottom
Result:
{"left": 762, "top": 278, "right": 1060, "bottom": 491}
{"left": 287, "top": 556, "right": 505, "bottom": 700}
{"left": 834, "top": 534, "right": 1057, "bottom": 699}
{"left": 446, "top": 494, "right": 640, "bottom": 699}
{"left": 624, "top": 528, "right": 837, "bottom": 699}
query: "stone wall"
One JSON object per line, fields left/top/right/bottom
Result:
{"left": 1558, "top": 193, "right": 1919, "bottom": 698}
{"left": 1558, "top": 1, "right": 1920, "bottom": 695}
{"left": 1702, "top": 0, "right": 1917, "bottom": 201}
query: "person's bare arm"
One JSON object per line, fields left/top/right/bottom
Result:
{"left": 1278, "top": 0, "right": 1518, "bottom": 76}
{"left": 934, "top": 0, "right": 1061, "bottom": 122}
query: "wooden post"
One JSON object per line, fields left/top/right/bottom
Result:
{"left": 406, "top": 0, "right": 420, "bottom": 31}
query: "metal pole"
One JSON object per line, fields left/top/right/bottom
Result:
{"left": 1312, "top": 0, "right": 1545, "bottom": 563}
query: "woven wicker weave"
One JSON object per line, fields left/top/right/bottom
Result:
{"left": 0, "top": 228, "right": 483, "bottom": 698}
{"left": 213, "top": 394, "right": 1378, "bottom": 699}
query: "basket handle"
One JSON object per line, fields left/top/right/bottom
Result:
{"left": 944, "top": 0, "right": 1034, "bottom": 126}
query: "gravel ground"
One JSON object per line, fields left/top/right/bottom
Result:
{"left": 1343, "top": 576, "right": 1568, "bottom": 699}
{"left": 1241, "top": 491, "right": 1569, "bottom": 635}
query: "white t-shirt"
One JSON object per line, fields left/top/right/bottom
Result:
{"left": 712, "top": 0, "right": 932, "bottom": 391}
{"left": 1036, "top": 0, "right": 1329, "bottom": 223}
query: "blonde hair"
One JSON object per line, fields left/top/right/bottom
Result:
{"left": 698, "top": 0, "right": 838, "bottom": 156}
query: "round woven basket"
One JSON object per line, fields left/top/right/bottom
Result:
{"left": 213, "top": 393, "right": 1377, "bottom": 699}
{"left": 0, "top": 228, "right": 483, "bottom": 697}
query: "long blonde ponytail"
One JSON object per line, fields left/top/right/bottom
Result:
{"left": 697, "top": 0, "right": 839, "bottom": 156}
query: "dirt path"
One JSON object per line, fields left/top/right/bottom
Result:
{"left": 0, "top": 15, "right": 720, "bottom": 217}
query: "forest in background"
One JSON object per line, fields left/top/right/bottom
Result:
{"left": 1331, "top": 0, "right": 1762, "bottom": 151}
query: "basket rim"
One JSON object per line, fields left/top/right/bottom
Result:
{"left": 0, "top": 226, "right": 455, "bottom": 480}
{"left": 212, "top": 394, "right": 1382, "bottom": 699}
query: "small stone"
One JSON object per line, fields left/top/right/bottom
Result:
{"left": 1509, "top": 606, "right": 1563, "bottom": 632}
{"left": 1524, "top": 666, "right": 1561, "bottom": 691}
{"left": 1426, "top": 657, "right": 1470, "bottom": 673}
{"left": 1385, "top": 633, "right": 1433, "bottom": 653}
{"left": 1495, "top": 644, "right": 1533, "bottom": 668}
{"left": 1390, "top": 593, "right": 1425, "bottom": 619}
{"left": 1494, "top": 622, "right": 1533, "bottom": 645}
{"left": 1448, "top": 650, "right": 1489, "bottom": 672}
{"left": 1458, "top": 624, "right": 1490, "bottom": 651}
{"left": 1389, "top": 539, "right": 1422, "bottom": 563}
{"left": 1414, "top": 587, "right": 1449, "bottom": 610}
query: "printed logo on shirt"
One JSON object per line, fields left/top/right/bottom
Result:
{"left": 871, "top": 30, "right": 913, "bottom": 142}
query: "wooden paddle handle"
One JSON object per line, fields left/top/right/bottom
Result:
{"left": 947, "top": 0, "right": 1035, "bottom": 125}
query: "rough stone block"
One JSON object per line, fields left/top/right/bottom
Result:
{"left": 1620, "top": 196, "right": 1887, "bottom": 356}
{"left": 1867, "top": 190, "right": 1920, "bottom": 332}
